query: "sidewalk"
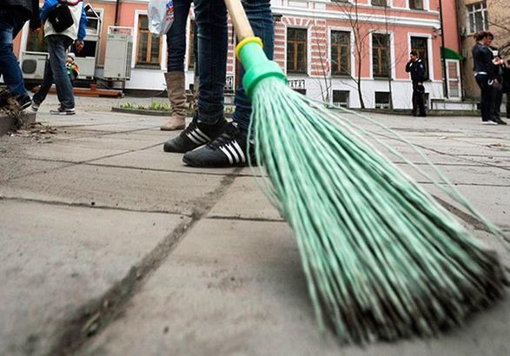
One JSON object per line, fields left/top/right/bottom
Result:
{"left": 1, "top": 94, "right": 509, "bottom": 356}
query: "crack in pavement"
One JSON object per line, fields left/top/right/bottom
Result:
{"left": 45, "top": 168, "right": 243, "bottom": 356}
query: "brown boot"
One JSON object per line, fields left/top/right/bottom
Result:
{"left": 161, "top": 72, "right": 186, "bottom": 131}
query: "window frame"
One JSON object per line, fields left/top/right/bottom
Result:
{"left": 136, "top": 14, "right": 162, "bottom": 67}
{"left": 286, "top": 27, "right": 308, "bottom": 74}
{"left": 371, "top": 0, "right": 388, "bottom": 7}
{"left": 330, "top": 30, "right": 351, "bottom": 77}
{"left": 371, "top": 33, "right": 391, "bottom": 78}
{"left": 409, "top": 0, "right": 424, "bottom": 10}
{"left": 467, "top": 1, "right": 488, "bottom": 34}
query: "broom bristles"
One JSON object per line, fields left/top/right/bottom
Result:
{"left": 247, "top": 77, "right": 508, "bottom": 344}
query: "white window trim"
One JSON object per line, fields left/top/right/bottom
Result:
{"left": 134, "top": 10, "right": 166, "bottom": 70}
{"left": 466, "top": 1, "right": 488, "bottom": 34}
{"left": 285, "top": 25, "right": 310, "bottom": 76}
{"left": 446, "top": 59, "right": 462, "bottom": 100}
{"left": 369, "top": 31, "right": 394, "bottom": 80}
{"left": 328, "top": 27, "right": 355, "bottom": 79}
{"left": 407, "top": 33, "right": 434, "bottom": 82}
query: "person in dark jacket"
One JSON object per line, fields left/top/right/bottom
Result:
{"left": 503, "top": 59, "right": 510, "bottom": 119}
{"left": 472, "top": 31, "right": 505, "bottom": 125}
{"left": 0, "top": 0, "right": 41, "bottom": 110}
{"left": 405, "top": 50, "right": 427, "bottom": 117}
{"left": 487, "top": 35, "right": 507, "bottom": 124}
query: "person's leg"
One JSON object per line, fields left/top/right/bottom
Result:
{"left": 506, "top": 93, "right": 510, "bottom": 119}
{"left": 476, "top": 75, "right": 495, "bottom": 122}
{"left": 32, "top": 58, "right": 54, "bottom": 109}
{"left": 46, "top": 35, "right": 75, "bottom": 112}
{"left": 182, "top": 0, "right": 275, "bottom": 167}
{"left": 163, "top": 0, "right": 228, "bottom": 153}
{"left": 411, "top": 87, "right": 418, "bottom": 116}
{"left": 161, "top": 0, "right": 193, "bottom": 131}
{"left": 195, "top": 0, "right": 228, "bottom": 123}
{"left": 231, "top": 0, "right": 274, "bottom": 132}
{"left": 0, "top": 9, "right": 30, "bottom": 103}
{"left": 492, "top": 87, "right": 503, "bottom": 120}
{"left": 417, "top": 88, "right": 426, "bottom": 117}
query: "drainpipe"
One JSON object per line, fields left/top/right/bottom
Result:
{"left": 115, "top": 0, "right": 121, "bottom": 26}
{"left": 439, "top": 0, "right": 449, "bottom": 98}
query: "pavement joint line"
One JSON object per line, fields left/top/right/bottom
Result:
{"left": 46, "top": 168, "right": 243, "bottom": 356}
{"left": 0, "top": 196, "right": 195, "bottom": 216}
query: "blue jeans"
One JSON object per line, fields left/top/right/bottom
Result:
{"left": 33, "top": 35, "right": 75, "bottom": 109}
{"left": 0, "top": 9, "right": 29, "bottom": 98}
{"left": 166, "top": 0, "right": 193, "bottom": 72}
{"left": 232, "top": 0, "right": 274, "bottom": 131}
{"left": 193, "top": 0, "right": 274, "bottom": 127}
{"left": 194, "top": 0, "right": 228, "bottom": 123}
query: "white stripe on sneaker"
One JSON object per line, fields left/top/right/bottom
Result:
{"left": 186, "top": 127, "right": 210, "bottom": 144}
{"left": 220, "top": 146, "right": 234, "bottom": 164}
{"left": 231, "top": 141, "right": 246, "bottom": 163}
{"left": 226, "top": 144, "right": 240, "bottom": 163}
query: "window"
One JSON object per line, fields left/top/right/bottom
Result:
{"left": 333, "top": 90, "right": 349, "bottom": 108}
{"left": 188, "top": 20, "right": 195, "bottom": 70}
{"left": 137, "top": 15, "right": 161, "bottom": 66}
{"left": 331, "top": 31, "right": 350, "bottom": 76}
{"left": 372, "top": 33, "right": 390, "bottom": 78}
{"left": 467, "top": 2, "right": 488, "bottom": 34}
{"left": 410, "top": 37, "right": 428, "bottom": 79}
{"left": 287, "top": 28, "right": 307, "bottom": 73}
{"left": 372, "top": 0, "right": 387, "bottom": 6}
{"left": 375, "top": 92, "right": 390, "bottom": 109}
{"left": 409, "top": 0, "right": 424, "bottom": 10}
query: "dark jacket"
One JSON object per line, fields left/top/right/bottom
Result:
{"left": 405, "top": 59, "right": 427, "bottom": 83}
{"left": 1, "top": 0, "right": 40, "bottom": 29}
{"left": 502, "top": 64, "right": 510, "bottom": 93}
{"left": 472, "top": 43, "right": 495, "bottom": 78}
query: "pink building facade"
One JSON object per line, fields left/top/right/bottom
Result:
{"left": 13, "top": 0, "right": 462, "bottom": 110}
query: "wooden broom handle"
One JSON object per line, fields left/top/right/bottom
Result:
{"left": 224, "top": 0, "right": 255, "bottom": 41}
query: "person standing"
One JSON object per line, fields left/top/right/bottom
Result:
{"left": 160, "top": 0, "right": 194, "bottom": 131}
{"left": 164, "top": 0, "right": 275, "bottom": 168}
{"left": 503, "top": 59, "right": 510, "bottom": 119}
{"left": 405, "top": 50, "right": 427, "bottom": 117}
{"left": 0, "top": 0, "right": 41, "bottom": 110}
{"left": 472, "top": 31, "right": 505, "bottom": 125}
{"left": 31, "top": 0, "right": 87, "bottom": 115}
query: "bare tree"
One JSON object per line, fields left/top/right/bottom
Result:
{"left": 310, "top": 18, "right": 333, "bottom": 102}
{"left": 488, "top": 0, "right": 510, "bottom": 56}
{"left": 332, "top": 0, "right": 377, "bottom": 108}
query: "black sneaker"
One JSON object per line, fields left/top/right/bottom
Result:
{"left": 15, "top": 95, "right": 32, "bottom": 110}
{"left": 182, "top": 122, "right": 257, "bottom": 167}
{"left": 163, "top": 113, "right": 227, "bottom": 153}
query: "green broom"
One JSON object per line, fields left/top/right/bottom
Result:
{"left": 225, "top": 0, "right": 508, "bottom": 344}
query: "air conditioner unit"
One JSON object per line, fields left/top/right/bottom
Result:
{"left": 103, "top": 26, "right": 133, "bottom": 80}
{"left": 20, "top": 51, "right": 49, "bottom": 80}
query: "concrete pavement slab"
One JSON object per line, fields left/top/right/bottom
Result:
{"left": 79, "top": 219, "right": 510, "bottom": 356}
{"left": 0, "top": 164, "right": 225, "bottom": 215}
{"left": 0, "top": 157, "right": 69, "bottom": 182}
{"left": 208, "top": 176, "right": 282, "bottom": 221}
{"left": 0, "top": 199, "right": 189, "bottom": 356}
{"left": 91, "top": 145, "right": 237, "bottom": 175}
